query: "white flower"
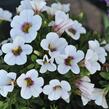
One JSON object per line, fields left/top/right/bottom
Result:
{"left": 17, "top": 0, "right": 46, "bottom": 14}
{"left": 49, "top": 11, "right": 86, "bottom": 40}
{"left": 17, "top": 69, "right": 44, "bottom": 99}
{"left": 30, "top": 0, "right": 46, "bottom": 13}
{"left": 104, "top": 43, "right": 109, "bottom": 52}
{"left": 92, "top": 88, "right": 108, "bottom": 108}
{"left": 10, "top": 10, "right": 42, "bottom": 43}
{"left": 0, "top": 8, "right": 12, "bottom": 22}
{"left": 43, "top": 79, "right": 71, "bottom": 102}
{"left": 0, "top": 70, "right": 16, "bottom": 97}
{"left": 36, "top": 55, "right": 56, "bottom": 73}
{"left": 41, "top": 32, "right": 68, "bottom": 58}
{"left": 89, "top": 40, "right": 107, "bottom": 64}
{"left": 46, "top": 2, "right": 70, "bottom": 16}
{"left": 75, "top": 76, "right": 95, "bottom": 106}
{"left": 55, "top": 45, "right": 84, "bottom": 74}
{"left": 85, "top": 49, "right": 101, "bottom": 74}
{"left": 2, "top": 37, "right": 33, "bottom": 65}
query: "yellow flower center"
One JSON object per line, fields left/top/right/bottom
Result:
{"left": 25, "top": 77, "right": 34, "bottom": 87}
{"left": 65, "top": 56, "right": 73, "bottom": 66}
{"left": 22, "top": 22, "right": 32, "bottom": 33}
{"left": 12, "top": 46, "right": 22, "bottom": 56}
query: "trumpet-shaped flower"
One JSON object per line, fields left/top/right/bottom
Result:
{"left": 49, "top": 11, "right": 86, "bottom": 40}
{"left": 36, "top": 55, "right": 56, "bottom": 73}
{"left": 55, "top": 45, "right": 84, "bottom": 74}
{"left": 17, "top": 69, "right": 44, "bottom": 99}
{"left": 88, "top": 40, "right": 107, "bottom": 64}
{"left": 0, "top": 70, "right": 16, "bottom": 97}
{"left": 43, "top": 79, "right": 71, "bottom": 102}
{"left": 10, "top": 10, "right": 42, "bottom": 43}
{"left": 85, "top": 49, "right": 101, "bottom": 74}
{"left": 41, "top": 32, "right": 68, "bottom": 58}
{"left": 75, "top": 76, "right": 95, "bottom": 105}
{"left": 2, "top": 37, "right": 33, "bottom": 65}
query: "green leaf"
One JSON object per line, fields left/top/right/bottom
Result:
{"left": 100, "top": 72, "right": 109, "bottom": 80}
{"left": 27, "top": 64, "right": 35, "bottom": 69}
{"left": 80, "top": 68, "right": 90, "bottom": 77}
{"left": 31, "top": 54, "right": 37, "bottom": 62}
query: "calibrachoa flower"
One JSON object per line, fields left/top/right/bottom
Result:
{"left": 92, "top": 88, "right": 108, "bottom": 108}
{"left": 0, "top": 70, "right": 16, "bottom": 97}
{"left": 0, "top": 8, "right": 12, "bottom": 22}
{"left": 36, "top": 55, "right": 56, "bottom": 73}
{"left": 46, "top": 2, "right": 70, "bottom": 16}
{"left": 85, "top": 49, "right": 101, "bottom": 74}
{"left": 88, "top": 40, "right": 107, "bottom": 64}
{"left": 49, "top": 11, "right": 86, "bottom": 40}
{"left": 75, "top": 76, "right": 95, "bottom": 105}
{"left": 55, "top": 45, "right": 84, "bottom": 74}
{"left": 43, "top": 79, "right": 71, "bottom": 102}
{"left": 17, "top": 0, "right": 46, "bottom": 14}
{"left": 41, "top": 32, "right": 68, "bottom": 58}
{"left": 10, "top": 10, "right": 42, "bottom": 43}
{"left": 2, "top": 37, "right": 33, "bottom": 65}
{"left": 17, "top": 69, "right": 44, "bottom": 99}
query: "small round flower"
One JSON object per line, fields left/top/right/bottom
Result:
{"left": 17, "top": 0, "right": 46, "bottom": 14}
{"left": 10, "top": 10, "right": 42, "bottom": 43}
{"left": 49, "top": 11, "right": 86, "bottom": 40}
{"left": 0, "top": 70, "right": 16, "bottom": 97}
{"left": 41, "top": 32, "right": 68, "bottom": 58}
{"left": 88, "top": 40, "right": 107, "bottom": 64}
{"left": 85, "top": 49, "right": 101, "bottom": 74}
{"left": 46, "top": 2, "right": 70, "bottom": 16}
{"left": 43, "top": 79, "right": 71, "bottom": 102}
{"left": 0, "top": 8, "right": 12, "bottom": 22}
{"left": 2, "top": 37, "right": 33, "bottom": 65}
{"left": 36, "top": 55, "right": 56, "bottom": 73}
{"left": 75, "top": 76, "right": 95, "bottom": 106}
{"left": 55, "top": 45, "right": 84, "bottom": 74}
{"left": 17, "top": 69, "right": 44, "bottom": 99}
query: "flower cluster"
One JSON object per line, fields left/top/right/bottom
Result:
{"left": 0, "top": 0, "right": 109, "bottom": 108}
